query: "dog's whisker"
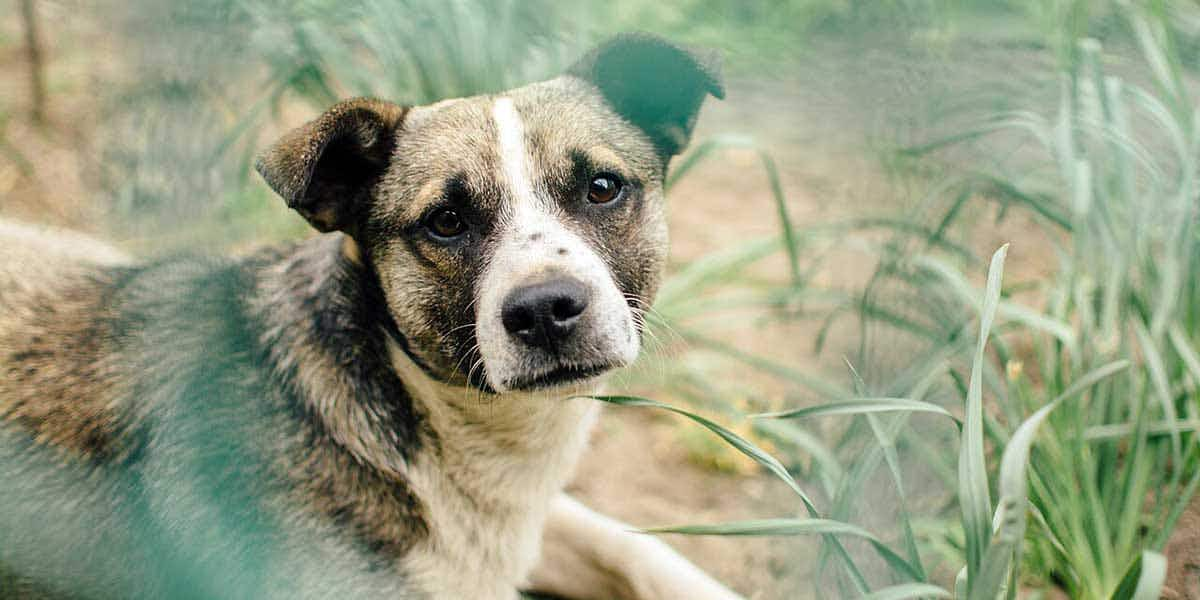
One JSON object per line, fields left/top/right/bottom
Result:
{"left": 450, "top": 340, "right": 483, "bottom": 379}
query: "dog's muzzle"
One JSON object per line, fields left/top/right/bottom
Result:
{"left": 492, "top": 275, "right": 627, "bottom": 391}
{"left": 473, "top": 205, "right": 641, "bottom": 393}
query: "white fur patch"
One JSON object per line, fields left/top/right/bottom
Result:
{"left": 493, "top": 97, "right": 535, "bottom": 205}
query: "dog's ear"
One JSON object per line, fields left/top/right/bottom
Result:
{"left": 256, "top": 98, "right": 407, "bottom": 233}
{"left": 568, "top": 33, "right": 724, "bottom": 158}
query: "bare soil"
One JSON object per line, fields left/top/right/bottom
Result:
{"left": 570, "top": 407, "right": 812, "bottom": 600}
{"left": 1166, "top": 502, "right": 1200, "bottom": 599}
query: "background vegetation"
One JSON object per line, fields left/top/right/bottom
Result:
{"left": 3, "top": 0, "right": 1200, "bottom": 598}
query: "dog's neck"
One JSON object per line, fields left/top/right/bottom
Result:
{"left": 384, "top": 275, "right": 601, "bottom": 599}
{"left": 388, "top": 337, "right": 599, "bottom": 490}
{"left": 254, "top": 236, "right": 424, "bottom": 476}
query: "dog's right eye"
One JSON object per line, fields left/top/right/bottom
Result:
{"left": 426, "top": 208, "right": 467, "bottom": 240}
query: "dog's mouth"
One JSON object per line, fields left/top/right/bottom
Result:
{"left": 505, "top": 362, "right": 617, "bottom": 392}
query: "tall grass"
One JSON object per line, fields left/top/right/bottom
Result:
{"left": 877, "top": 5, "right": 1200, "bottom": 595}
{"left": 603, "top": 245, "right": 1157, "bottom": 598}
{"left": 599, "top": 3, "right": 1200, "bottom": 599}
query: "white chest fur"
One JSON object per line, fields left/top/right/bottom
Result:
{"left": 388, "top": 341, "right": 600, "bottom": 599}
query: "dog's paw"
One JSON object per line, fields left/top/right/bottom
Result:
{"left": 620, "top": 536, "right": 744, "bottom": 600}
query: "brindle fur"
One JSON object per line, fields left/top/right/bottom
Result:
{"left": 0, "top": 35, "right": 732, "bottom": 599}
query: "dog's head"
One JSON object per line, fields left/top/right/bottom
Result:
{"left": 257, "top": 34, "right": 723, "bottom": 394}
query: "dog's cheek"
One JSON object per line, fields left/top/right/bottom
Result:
{"left": 438, "top": 274, "right": 481, "bottom": 378}
{"left": 606, "top": 194, "right": 669, "bottom": 308}
{"left": 370, "top": 242, "right": 472, "bottom": 379}
{"left": 387, "top": 277, "right": 440, "bottom": 355}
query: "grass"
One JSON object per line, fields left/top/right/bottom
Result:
{"left": 608, "top": 245, "right": 1162, "bottom": 598}
{"left": 592, "top": 2, "right": 1200, "bottom": 598}
{"left": 885, "top": 5, "right": 1199, "bottom": 596}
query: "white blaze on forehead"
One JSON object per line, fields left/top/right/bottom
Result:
{"left": 492, "top": 97, "right": 537, "bottom": 205}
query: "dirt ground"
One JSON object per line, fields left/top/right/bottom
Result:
{"left": 3, "top": 9, "right": 1200, "bottom": 600}
{"left": 1167, "top": 505, "right": 1200, "bottom": 599}
{"left": 571, "top": 408, "right": 811, "bottom": 599}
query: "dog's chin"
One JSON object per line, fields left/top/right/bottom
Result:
{"left": 501, "top": 362, "right": 618, "bottom": 393}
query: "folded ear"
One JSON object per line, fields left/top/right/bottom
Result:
{"left": 256, "top": 98, "right": 407, "bottom": 233}
{"left": 568, "top": 33, "right": 724, "bottom": 158}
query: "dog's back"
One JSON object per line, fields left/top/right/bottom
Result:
{"left": 0, "top": 221, "right": 133, "bottom": 457}
{"left": 0, "top": 221, "right": 139, "bottom": 598}
{"left": 0, "top": 224, "right": 421, "bottom": 599}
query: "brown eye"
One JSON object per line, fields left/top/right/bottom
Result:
{"left": 587, "top": 174, "right": 623, "bottom": 204}
{"left": 427, "top": 208, "right": 467, "bottom": 239}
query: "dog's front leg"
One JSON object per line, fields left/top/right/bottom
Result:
{"left": 525, "top": 494, "right": 743, "bottom": 600}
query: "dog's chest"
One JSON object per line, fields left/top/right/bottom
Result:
{"left": 397, "top": 380, "right": 599, "bottom": 599}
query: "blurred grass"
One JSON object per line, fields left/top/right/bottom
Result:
{"left": 66, "top": 0, "right": 1160, "bottom": 251}
{"left": 80, "top": 0, "right": 1115, "bottom": 246}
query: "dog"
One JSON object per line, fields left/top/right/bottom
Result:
{"left": 0, "top": 33, "right": 740, "bottom": 599}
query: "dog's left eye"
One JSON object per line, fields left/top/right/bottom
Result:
{"left": 586, "top": 174, "right": 623, "bottom": 204}
{"left": 426, "top": 209, "right": 467, "bottom": 239}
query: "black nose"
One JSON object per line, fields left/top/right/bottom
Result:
{"left": 501, "top": 277, "right": 590, "bottom": 350}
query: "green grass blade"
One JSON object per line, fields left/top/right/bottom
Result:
{"left": 971, "top": 360, "right": 1130, "bottom": 599}
{"left": 960, "top": 245, "right": 1007, "bottom": 591}
{"left": 871, "top": 414, "right": 927, "bottom": 580}
{"left": 914, "top": 255, "right": 1078, "bottom": 354}
{"left": 1152, "top": 459, "right": 1200, "bottom": 550}
{"left": 1168, "top": 325, "right": 1200, "bottom": 387}
{"left": 1133, "top": 321, "right": 1183, "bottom": 468}
{"left": 645, "top": 518, "right": 923, "bottom": 582}
{"left": 751, "top": 419, "right": 845, "bottom": 493}
{"left": 1130, "top": 12, "right": 1184, "bottom": 112}
{"left": 839, "top": 359, "right": 928, "bottom": 581}
{"left": 584, "top": 395, "right": 818, "bottom": 511}
{"left": 654, "top": 237, "right": 780, "bottom": 310}
{"left": 675, "top": 327, "right": 849, "bottom": 400}
{"left": 1054, "top": 360, "right": 1132, "bottom": 403}
{"left": 1084, "top": 419, "right": 1200, "bottom": 441}
{"left": 861, "top": 583, "right": 953, "bottom": 600}
{"left": 759, "top": 151, "right": 802, "bottom": 288}
{"left": 585, "top": 394, "right": 873, "bottom": 593}
{"left": 969, "top": 404, "right": 1053, "bottom": 600}
{"left": 664, "top": 135, "right": 802, "bottom": 287}
{"left": 665, "top": 135, "right": 757, "bottom": 192}
{"left": 752, "top": 397, "right": 959, "bottom": 424}
{"left": 1109, "top": 551, "right": 1167, "bottom": 600}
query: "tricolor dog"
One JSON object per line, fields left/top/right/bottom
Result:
{"left": 0, "top": 34, "right": 739, "bottom": 599}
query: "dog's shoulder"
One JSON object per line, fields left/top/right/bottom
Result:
{"left": 0, "top": 230, "right": 436, "bottom": 596}
{"left": 0, "top": 220, "right": 141, "bottom": 458}
{"left": 0, "top": 219, "right": 130, "bottom": 270}
{"left": 0, "top": 221, "right": 287, "bottom": 461}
